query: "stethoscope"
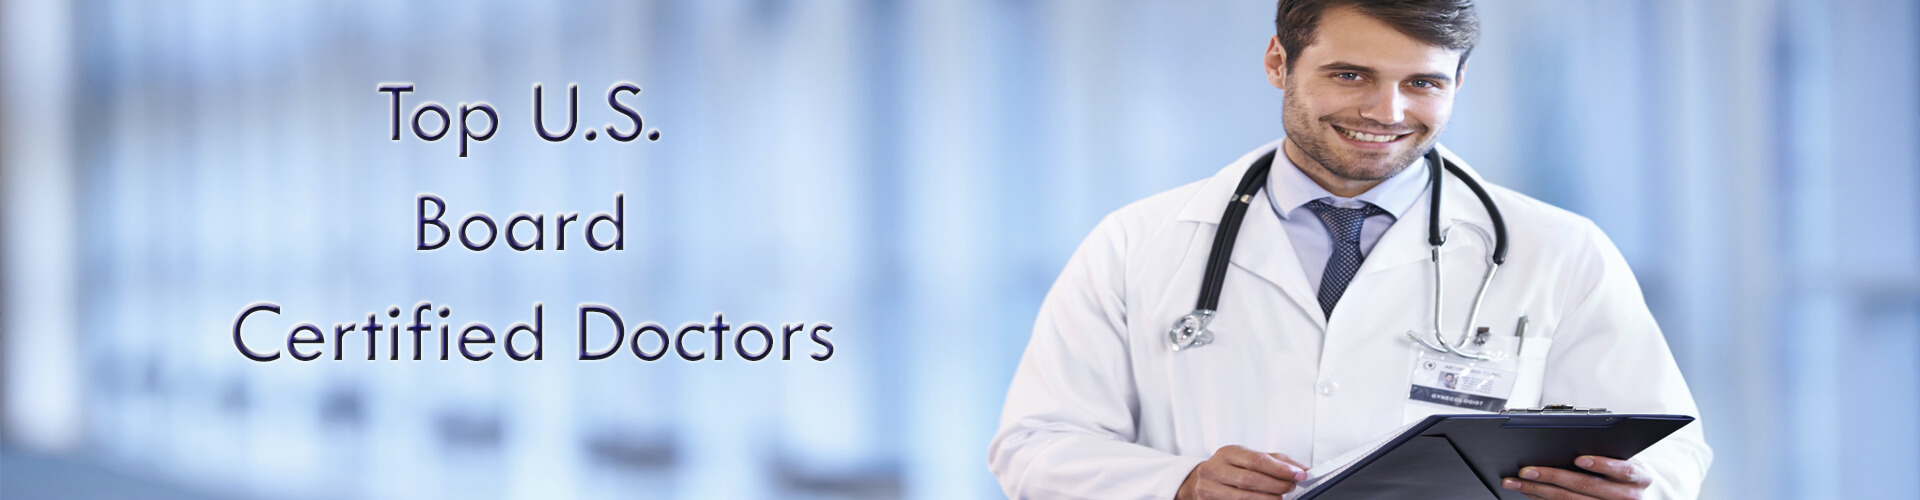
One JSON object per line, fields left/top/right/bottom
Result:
{"left": 1166, "top": 146, "right": 1510, "bottom": 361}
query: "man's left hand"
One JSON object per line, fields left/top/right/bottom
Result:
{"left": 1500, "top": 455, "right": 1650, "bottom": 500}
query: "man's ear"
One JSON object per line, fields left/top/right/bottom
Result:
{"left": 1454, "top": 57, "right": 1469, "bottom": 89}
{"left": 1265, "top": 36, "right": 1287, "bottom": 90}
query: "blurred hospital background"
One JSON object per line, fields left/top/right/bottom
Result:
{"left": 2, "top": 0, "right": 1915, "bottom": 498}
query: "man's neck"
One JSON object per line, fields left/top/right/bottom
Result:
{"left": 1282, "top": 138, "right": 1383, "bottom": 199}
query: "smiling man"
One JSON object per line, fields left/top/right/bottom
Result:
{"left": 989, "top": 1, "right": 1711, "bottom": 499}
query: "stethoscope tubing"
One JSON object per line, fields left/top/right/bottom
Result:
{"left": 1167, "top": 145, "right": 1511, "bottom": 356}
{"left": 1197, "top": 149, "right": 1277, "bottom": 312}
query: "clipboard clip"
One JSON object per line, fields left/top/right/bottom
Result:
{"left": 1500, "top": 404, "right": 1610, "bottom": 415}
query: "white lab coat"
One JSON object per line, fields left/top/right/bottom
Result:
{"left": 989, "top": 140, "right": 1711, "bottom": 499}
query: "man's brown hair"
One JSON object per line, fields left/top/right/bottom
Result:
{"left": 1274, "top": 0, "right": 1480, "bottom": 75}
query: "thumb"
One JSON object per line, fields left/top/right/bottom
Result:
{"left": 1268, "top": 452, "right": 1308, "bottom": 471}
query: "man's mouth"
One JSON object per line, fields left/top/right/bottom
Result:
{"left": 1333, "top": 125, "right": 1409, "bottom": 144}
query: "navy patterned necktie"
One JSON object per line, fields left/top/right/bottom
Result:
{"left": 1305, "top": 199, "right": 1387, "bottom": 318}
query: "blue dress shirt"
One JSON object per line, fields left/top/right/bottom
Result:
{"left": 1263, "top": 145, "right": 1432, "bottom": 294}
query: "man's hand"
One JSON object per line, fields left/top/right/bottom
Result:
{"left": 1500, "top": 455, "right": 1652, "bottom": 500}
{"left": 1176, "top": 445, "right": 1309, "bottom": 500}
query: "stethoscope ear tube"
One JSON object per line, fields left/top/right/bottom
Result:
{"left": 1443, "top": 155, "right": 1508, "bottom": 265}
{"left": 1427, "top": 147, "right": 1508, "bottom": 265}
{"left": 1428, "top": 148, "right": 1447, "bottom": 247}
{"left": 1169, "top": 149, "right": 1275, "bottom": 351}
{"left": 1196, "top": 149, "right": 1277, "bottom": 311}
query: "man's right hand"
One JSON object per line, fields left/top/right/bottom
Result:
{"left": 1175, "top": 445, "right": 1310, "bottom": 499}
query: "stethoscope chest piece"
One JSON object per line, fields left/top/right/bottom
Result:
{"left": 1167, "top": 310, "right": 1215, "bottom": 351}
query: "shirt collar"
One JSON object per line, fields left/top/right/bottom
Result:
{"left": 1266, "top": 141, "right": 1431, "bottom": 220}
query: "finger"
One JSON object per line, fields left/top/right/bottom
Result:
{"left": 1202, "top": 463, "right": 1298, "bottom": 496}
{"left": 1574, "top": 456, "right": 1651, "bottom": 486}
{"left": 1516, "top": 466, "right": 1635, "bottom": 499}
{"left": 1502, "top": 476, "right": 1599, "bottom": 500}
{"left": 1220, "top": 447, "right": 1306, "bottom": 483}
{"left": 1267, "top": 452, "right": 1308, "bottom": 471}
{"left": 1197, "top": 481, "right": 1285, "bottom": 500}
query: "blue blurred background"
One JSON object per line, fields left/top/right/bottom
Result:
{"left": 2, "top": 0, "right": 1915, "bottom": 499}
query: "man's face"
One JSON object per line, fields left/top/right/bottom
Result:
{"left": 1266, "top": 7, "right": 1464, "bottom": 182}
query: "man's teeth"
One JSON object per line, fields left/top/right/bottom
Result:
{"left": 1340, "top": 128, "right": 1402, "bottom": 143}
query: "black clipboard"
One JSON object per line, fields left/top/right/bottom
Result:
{"left": 1296, "top": 413, "right": 1694, "bottom": 500}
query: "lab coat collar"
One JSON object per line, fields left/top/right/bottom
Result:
{"left": 1173, "top": 142, "right": 1498, "bottom": 326}
{"left": 1175, "top": 139, "right": 1286, "bottom": 224}
{"left": 1173, "top": 141, "right": 1489, "bottom": 229}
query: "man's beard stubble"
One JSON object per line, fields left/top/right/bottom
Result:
{"left": 1280, "top": 78, "right": 1439, "bottom": 183}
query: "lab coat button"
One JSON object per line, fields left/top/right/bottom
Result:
{"left": 1317, "top": 381, "right": 1338, "bottom": 396}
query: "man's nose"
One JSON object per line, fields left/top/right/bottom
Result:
{"left": 1358, "top": 85, "right": 1407, "bottom": 125}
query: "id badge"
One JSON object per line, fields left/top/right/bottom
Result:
{"left": 1406, "top": 336, "right": 1519, "bottom": 412}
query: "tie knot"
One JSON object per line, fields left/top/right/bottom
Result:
{"left": 1305, "top": 199, "right": 1385, "bottom": 244}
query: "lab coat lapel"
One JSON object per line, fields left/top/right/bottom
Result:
{"left": 1229, "top": 200, "right": 1326, "bottom": 331}
{"left": 1175, "top": 139, "right": 1327, "bottom": 331}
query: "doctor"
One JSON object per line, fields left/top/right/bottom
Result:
{"left": 988, "top": 1, "right": 1711, "bottom": 499}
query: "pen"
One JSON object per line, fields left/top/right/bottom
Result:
{"left": 1514, "top": 315, "right": 1529, "bottom": 354}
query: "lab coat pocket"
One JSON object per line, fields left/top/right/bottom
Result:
{"left": 1504, "top": 337, "right": 1552, "bottom": 410}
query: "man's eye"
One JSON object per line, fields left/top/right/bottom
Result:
{"left": 1409, "top": 80, "right": 1438, "bottom": 89}
{"left": 1335, "top": 72, "right": 1362, "bottom": 81}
